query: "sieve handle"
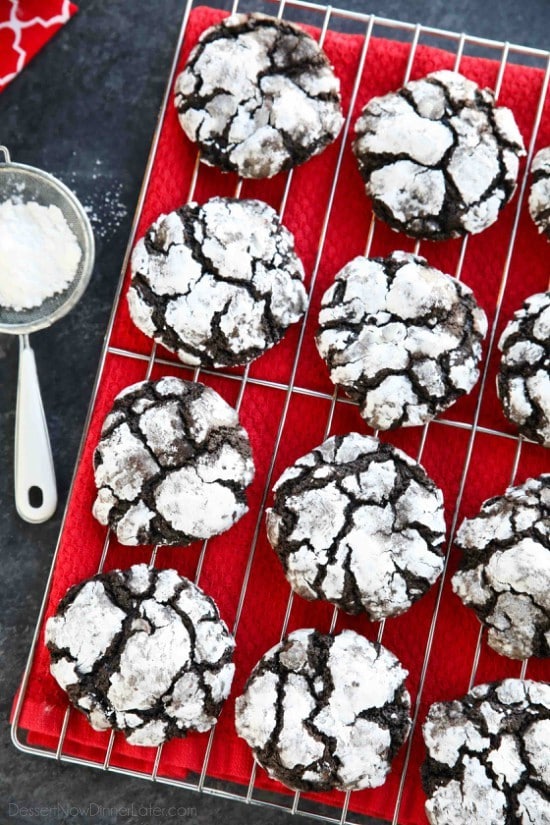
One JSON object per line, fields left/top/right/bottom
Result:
{"left": 15, "top": 335, "right": 57, "bottom": 523}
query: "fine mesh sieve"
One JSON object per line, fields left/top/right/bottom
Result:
{"left": 0, "top": 147, "right": 95, "bottom": 334}
{"left": 0, "top": 146, "right": 95, "bottom": 523}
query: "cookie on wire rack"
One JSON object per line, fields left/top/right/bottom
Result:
{"left": 92, "top": 377, "right": 254, "bottom": 546}
{"left": 174, "top": 13, "right": 344, "bottom": 179}
{"left": 422, "top": 679, "right": 550, "bottom": 825}
{"left": 315, "top": 251, "right": 488, "bottom": 430}
{"left": 497, "top": 290, "right": 550, "bottom": 447}
{"left": 46, "top": 565, "right": 236, "bottom": 747}
{"left": 266, "top": 433, "right": 446, "bottom": 621}
{"left": 235, "top": 628, "right": 411, "bottom": 791}
{"left": 128, "top": 198, "right": 307, "bottom": 369}
{"left": 353, "top": 70, "right": 526, "bottom": 240}
{"left": 529, "top": 146, "right": 550, "bottom": 238}
{"left": 452, "top": 474, "right": 550, "bottom": 660}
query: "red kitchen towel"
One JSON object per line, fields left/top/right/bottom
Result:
{"left": 0, "top": 0, "right": 77, "bottom": 93}
{"left": 12, "top": 6, "right": 550, "bottom": 825}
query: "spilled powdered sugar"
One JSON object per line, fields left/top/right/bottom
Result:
{"left": 82, "top": 182, "right": 128, "bottom": 241}
{"left": 64, "top": 161, "right": 128, "bottom": 242}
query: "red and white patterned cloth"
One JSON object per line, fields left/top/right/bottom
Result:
{"left": 0, "top": 0, "right": 77, "bottom": 93}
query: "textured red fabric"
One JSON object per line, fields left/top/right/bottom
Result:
{"left": 12, "top": 7, "right": 550, "bottom": 824}
{"left": 0, "top": 0, "right": 77, "bottom": 93}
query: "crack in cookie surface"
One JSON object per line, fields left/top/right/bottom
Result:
{"left": 316, "top": 251, "right": 488, "bottom": 429}
{"left": 452, "top": 475, "right": 550, "bottom": 659}
{"left": 235, "top": 628, "right": 411, "bottom": 791}
{"left": 422, "top": 679, "right": 550, "bottom": 824}
{"left": 45, "top": 564, "right": 236, "bottom": 746}
{"left": 529, "top": 147, "right": 550, "bottom": 239}
{"left": 128, "top": 198, "right": 307, "bottom": 369}
{"left": 353, "top": 70, "right": 525, "bottom": 240}
{"left": 266, "top": 433, "right": 446, "bottom": 620}
{"left": 497, "top": 291, "right": 550, "bottom": 447}
{"left": 92, "top": 377, "right": 254, "bottom": 545}
{"left": 174, "top": 13, "right": 344, "bottom": 179}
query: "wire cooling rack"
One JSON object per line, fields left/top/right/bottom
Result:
{"left": 11, "top": 1, "right": 550, "bottom": 824}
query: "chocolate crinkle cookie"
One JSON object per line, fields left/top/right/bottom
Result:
{"left": 235, "top": 628, "right": 411, "bottom": 791}
{"left": 353, "top": 70, "right": 525, "bottom": 240}
{"left": 529, "top": 146, "right": 550, "bottom": 238}
{"left": 452, "top": 475, "right": 550, "bottom": 660}
{"left": 266, "top": 433, "right": 446, "bottom": 620}
{"left": 497, "top": 291, "right": 550, "bottom": 447}
{"left": 316, "top": 251, "right": 488, "bottom": 429}
{"left": 45, "top": 565, "right": 235, "bottom": 747}
{"left": 174, "top": 13, "right": 344, "bottom": 179}
{"left": 92, "top": 377, "right": 254, "bottom": 545}
{"left": 128, "top": 198, "right": 307, "bottom": 369}
{"left": 422, "top": 679, "right": 550, "bottom": 825}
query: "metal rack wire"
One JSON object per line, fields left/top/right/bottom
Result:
{"left": 11, "top": 1, "right": 550, "bottom": 823}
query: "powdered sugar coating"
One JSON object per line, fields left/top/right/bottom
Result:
{"left": 45, "top": 565, "right": 235, "bottom": 746}
{"left": 128, "top": 198, "right": 307, "bottom": 368}
{"left": 529, "top": 146, "right": 550, "bottom": 238}
{"left": 353, "top": 70, "right": 525, "bottom": 240}
{"left": 316, "top": 251, "right": 488, "bottom": 429}
{"left": 235, "top": 628, "right": 411, "bottom": 791}
{"left": 422, "top": 679, "right": 550, "bottom": 824}
{"left": 266, "top": 433, "right": 446, "bottom": 620}
{"left": 174, "top": 13, "right": 343, "bottom": 179}
{"left": 452, "top": 475, "right": 550, "bottom": 659}
{"left": 92, "top": 377, "right": 254, "bottom": 545}
{"left": 498, "top": 291, "right": 550, "bottom": 447}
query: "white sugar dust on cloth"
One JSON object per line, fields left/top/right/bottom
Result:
{"left": 0, "top": 200, "right": 81, "bottom": 311}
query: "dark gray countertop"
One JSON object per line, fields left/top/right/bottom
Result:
{"left": 1, "top": 1, "right": 549, "bottom": 823}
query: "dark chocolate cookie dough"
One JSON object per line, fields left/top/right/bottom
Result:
{"left": 92, "top": 377, "right": 254, "bottom": 545}
{"left": 316, "top": 251, "right": 488, "bottom": 429}
{"left": 422, "top": 679, "right": 550, "bottom": 824}
{"left": 353, "top": 70, "right": 525, "bottom": 240}
{"left": 128, "top": 198, "right": 307, "bottom": 369}
{"left": 235, "top": 628, "right": 411, "bottom": 791}
{"left": 266, "top": 433, "right": 446, "bottom": 620}
{"left": 46, "top": 564, "right": 235, "bottom": 746}
{"left": 497, "top": 291, "right": 550, "bottom": 447}
{"left": 452, "top": 475, "right": 550, "bottom": 659}
{"left": 175, "top": 13, "right": 344, "bottom": 179}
